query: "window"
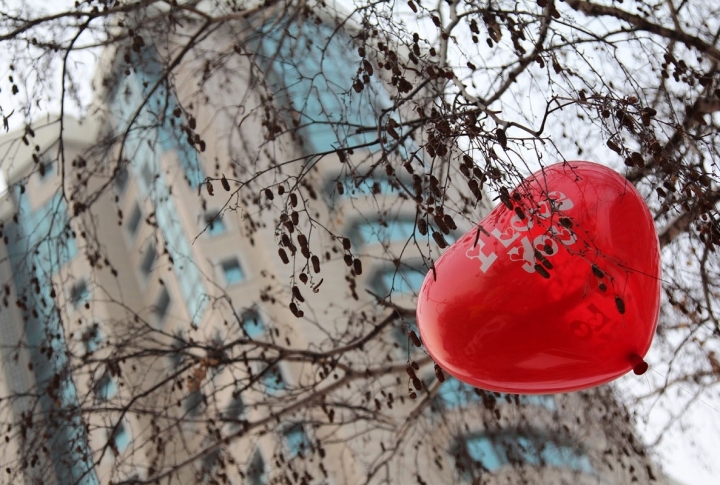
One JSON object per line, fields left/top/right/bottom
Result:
{"left": 96, "top": 372, "right": 117, "bottom": 401}
{"left": 246, "top": 450, "right": 267, "bottom": 485}
{"left": 351, "top": 218, "right": 416, "bottom": 246}
{"left": 221, "top": 258, "right": 244, "bottom": 285}
{"left": 260, "top": 366, "right": 285, "bottom": 396}
{"left": 200, "top": 448, "right": 221, "bottom": 482}
{"left": 126, "top": 203, "right": 142, "bottom": 238}
{"left": 455, "top": 432, "right": 592, "bottom": 475}
{"left": 224, "top": 390, "right": 244, "bottom": 424}
{"left": 38, "top": 158, "right": 55, "bottom": 180}
{"left": 373, "top": 266, "right": 426, "bottom": 295}
{"left": 82, "top": 325, "right": 102, "bottom": 354}
{"left": 393, "top": 319, "right": 420, "bottom": 356}
{"left": 282, "top": 424, "right": 311, "bottom": 459}
{"left": 110, "top": 421, "right": 131, "bottom": 455}
{"left": 259, "top": 20, "right": 384, "bottom": 154}
{"left": 140, "top": 243, "right": 156, "bottom": 277}
{"left": 70, "top": 280, "right": 90, "bottom": 308}
{"left": 170, "top": 332, "right": 187, "bottom": 367}
{"left": 241, "top": 311, "right": 265, "bottom": 339}
{"left": 330, "top": 174, "right": 398, "bottom": 198}
{"left": 185, "top": 389, "right": 204, "bottom": 416}
{"left": 438, "top": 378, "right": 555, "bottom": 411}
{"left": 204, "top": 212, "right": 226, "bottom": 236}
{"left": 438, "top": 378, "right": 480, "bottom": 409}
{"left": 115, "top": 166, "right": 129, "bottom": 194}
{"left": 153, "top": 287, "right": 171, "bottom": 323}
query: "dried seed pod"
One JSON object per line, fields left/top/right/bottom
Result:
{"left": 615, "top": 296, "right": 625, "bottom": 314}
{"left": 409, "top": 330, "right": 421, "bottom": 347}
{"left": 221, "top": 175, "right": 230, "bottom": 191}
{"left": 353, "top": 258, "right": 362, "bottom": 275}
{"left": 292, "top": 285, "right": 305, "bottom": 302}
{"left": 297, "top": 234, "right": 308, "bottom": 248}
{"left": 311, "top": 255, "right": 321, "bottom": 273}
{"left": 291, "top": 211, "right": 299, "bottom": 225}
{"left": 264, "top": 188, "right": 274, "bottom": 200}
{"left": 412, "top": 378, "right": 422, "bottom": 391}
{"left": 417, "top": 218, "right": 428, "bottom": 235}
{"left": 289, "top": 302, "right": 300, "bottom": 317}
{"left": 559, "top": 217, "right": 572, "bottom": 229}
{"left": 434, "top": 364, "right": 446, "bottom": 383}
{"left": 443, "top": 214, "right": 457, "bottom": 230}
{"left": 342, "top": 237, "right": 351, "bottom": 250}
{"left": 592, "top": 264, "right": 605, "bottom": 278}
{"left": 432, "top": 231, "right": 448, "bottom": 248}
{"left": 277, "top": 185, "right": 285, "bottom": 195}
{"left": 290, "top": 193, "right": 298, "bottom": 207}
{"left": 299, "top": 273, "right": 308, "bottom": 284}
{"left": 301, "top": 246, "right": 310, "bottom": 259}
{"left": 278, "top": 248, "right": 289, "bottom": 264}
{"left": 206, "top": 180, "right": 214, "bottom": 196}
{"left": 534, "top": 264, "right": 550, "bottom": 279}
{"left": 343, "top": 254, "right": 353, "bottom": 266}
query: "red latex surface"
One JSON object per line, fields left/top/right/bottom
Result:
{"left": 417, "top": 161, "right": 661, "bottom": 393}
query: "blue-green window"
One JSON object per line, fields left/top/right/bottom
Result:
{"left": 282, "top": 424, "right": 310, "bottom": 459}
{"left": 111, "top": 422, "right": 131, "bottom": 454}
{"left": 204, "top": 212, "right": 226, "bottom": 236}
{"left": 439, "top": 378, "right": 555, "bottom": 411}
{"left": 261, "top": 366, "right": 285, "bottom": 396}
{"left": 70, "top": 280, "right": 90, "bottom": 308}
{"left": 246, "top": 451, "right": 267, "bottom": 485}
{"left": 457, "top": 433, "right": 592, "bottom": 474}
{"left": 96, "top": 373, "right": 117, "bottom": 401}
{"left": 329, "top": 174, "right": 399, "bottom": 198}
{"left": 258, "top": 21, "right": 385, "bottom": 154}
{"left": 351, "top": 218, "right": 416, "bottom": 246}
{"left": 140, "top": 243, "right": 156, "bottom": 277}
{"left": 30, "top": 195, "right": 77, "bottom": 275}
{"left": 169, "top": 332, "right": 187, "bottom": 367}
{"left": 221, "top": 258, "right": 244, "bottom": 285}
{"left": 225, "top": 391, "right": 244, "bottom": 422}
{"left": 153, "top": 287, "right": 171, "bottom": 324}
{"left": 126, "top": 203, "right": 142, "bottom": 238}
{"left": 82, "top": 325, "right": 103, "bottom": 354}
{"left": 242, "top": 311, "right": 265, "bottom": 339}
{"left": 115, "top": 166, "right": 129, "bottom": 194}
{"left": 393, "top": 319, "right": 420, "bottom": 355}
{"left": 186, "top": 389, "right": 204, "bottom": 416}
{"left": 38, "top": 158, "right": 55, "bottom": 181}
{"left": 373, "top": 266, "right": 426, "bottom": 296}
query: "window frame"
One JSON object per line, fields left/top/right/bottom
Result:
{"left": 220, "top": 257, "right": 245, "bottom": 286}
{"left": 153, "top": 287, "right": 171, "bottom": 325}
{"left": 203, "top": 211, "right": 226, "bottom": 237}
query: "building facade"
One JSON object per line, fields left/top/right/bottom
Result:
{"left": 0, "top": 6, "right": 667, "bottom": 485}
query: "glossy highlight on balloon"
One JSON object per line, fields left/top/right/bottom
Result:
{"left": 417, "top": 161, "right": 661, "bottom": 394}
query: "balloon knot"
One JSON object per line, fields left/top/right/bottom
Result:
{"left": 632, "top": 356, "right": 649, "bottom": 375}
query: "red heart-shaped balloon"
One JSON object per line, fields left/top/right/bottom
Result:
{"left": 417, "top": 161, "right": 661, "bottom": 394}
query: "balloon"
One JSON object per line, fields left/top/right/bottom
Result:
{"left": 417, "top": 161, "right": 661, "bottom": 394}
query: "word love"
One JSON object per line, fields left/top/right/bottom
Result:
{"left": 466, "top": 191, "right": 576, "bottom": 276}
{"left": 417, "top": 161, "right": 661, "bottom": 394}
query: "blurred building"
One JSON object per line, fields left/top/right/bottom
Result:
{"left": 0, "top": 7, "right": 667, "bottom": 485}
